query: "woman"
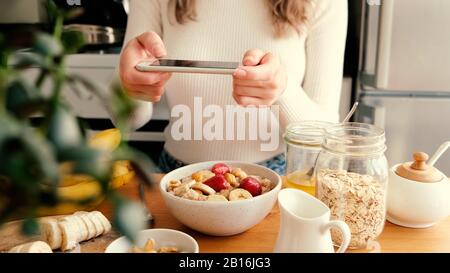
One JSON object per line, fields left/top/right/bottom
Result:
{"left": 119, "top": 0, "right": 348, "bottom": 174}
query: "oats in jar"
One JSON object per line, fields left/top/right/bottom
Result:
{"left": 316, "top": 169, "right": 386, "bottom": 249}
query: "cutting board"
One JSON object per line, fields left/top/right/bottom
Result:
{"left": 0, "top": 216, "right": 120, "bottom": 253}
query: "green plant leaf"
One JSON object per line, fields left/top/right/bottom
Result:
{"left": 12, "top": 53, "right": 48, "bottom": 69}
{"left": 46, "top": 104, "right": 83, "bottom": 150}
{"left": 22, "top": 217, "right": 39, "bottom": 236}
{"left": 61, "top": 31, "right": 85, "bottom": 54}
{"left": 33, "top": 33, "right": 63, "bottom": 57}
{"left": 45, "top": 0, "right": 61, "bottom": 24}
{"left": 0, "top": 116, "right": 21, "bottom": 143}
{"left": 112, "top": 195, "right": 148, "bottom": 243}
{"left": 57, "top": 145, "right": 111, "bottom": 184}
{"left": 6, "top": 80, "right": 47, "bottom": 118}
{"left": 0, "top": 129, "right": 60, "bottom": 190}
{"left": 108, "top": 83, "right": 136, "bottom": 132}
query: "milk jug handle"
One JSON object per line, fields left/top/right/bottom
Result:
{"left": 323, "top": 220, "right": 351, "bottom": 253}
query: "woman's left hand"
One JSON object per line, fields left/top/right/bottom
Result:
{"left": 232, "top": 49, "right": 287, "bottom": 106}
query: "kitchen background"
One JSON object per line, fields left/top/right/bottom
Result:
{"left": 1, "top": 0, "right": 449, "bottom": 173}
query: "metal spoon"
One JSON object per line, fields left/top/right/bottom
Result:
{"left": 428, "top": 141, "right": 450, "bottom": 167}
{"left": 342, "top": 101, "right": 360, "bottom": 123}
{"left": 306, "top": 101, "right": 359, "bottom": 177}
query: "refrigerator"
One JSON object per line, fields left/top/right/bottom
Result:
{"left": 355, "top": 0, "right": 450, "bottom": 174}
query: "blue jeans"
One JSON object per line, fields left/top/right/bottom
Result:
{"left": 158, "top": 149, "right": 286, "bottom": 175}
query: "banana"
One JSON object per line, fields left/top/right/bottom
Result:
{"left": 8, "top": 241, "right": 52, "bottom": 253}
{"left": 8, "top": 244, "right": 25, "bottom": 253}
{"left": 206, "top": 194, "right": 228, "bottom": 202}
{"left": 40, "top": 218, "right": 62, "bottom": 250}
{"left": 86, "top": 211, "right": 104, "bottom": 237}
{"left": 58, "top": 218, "right": 79, "bottom": 251}
{"left": 37, "top": 198, "right": 104, "bottom": 217}
{"left": 110, "top": 161, "right": 135, "bottom": 189}
{"left": 88, "top": 128, "right": 121, "bottom": 152}
{"left": 91, "top": 211, "right": 111, "bottom": 234}
{"left": 57, "top": 180, "right": 103, "bottom": 202}
{"left": 191, "top": 170, "right": 215, "bottom": 183}
{"left": 71, "top": 215, "right": 88, "bottom": 242}
{"left": 229, "top": 189, "right": 253, "bottom": 201}
{"left": 191, "top": 182, "right": 216, "bottom": 195}
{"left": 38, "top": 129, "right": 134, "bottom": 217}
{"left": 74, "top": 212, "right": 96, "bottom": 240}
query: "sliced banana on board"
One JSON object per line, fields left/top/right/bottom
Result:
{"left": 8, "top": 241, "right": 52, "bottom": 253}
{"left": 191, "top": 182, "right": 216, "bottom": 195}
{"left": 71, "top": 215, "right": 89, "bottom": 242}
{"left": 40, "top": 218, "right": 63, "bottom": 250}
{"left": 91, "top": 211, "right": 112, "bottom": 234}
{"left": 206, "top": 194, "right": 228, "bottom": 202}
{"left": 58, "top": 218, "right": 80, "bottom": 251}
{"left": 85, "top": 212, "right": 103, "bottom": 238}
{"left": 75, "top": 212, "right": 97, "bottom": 240}
{"left": 229, "top": 189, "right": 253, "bottom": 201}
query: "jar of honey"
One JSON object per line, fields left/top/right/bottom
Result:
{"left": 284, "top": 121, "right": 332, "bottom": 195}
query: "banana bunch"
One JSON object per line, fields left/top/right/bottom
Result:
{"left": 38, "top": 129, "right": 135, "bottom": 216}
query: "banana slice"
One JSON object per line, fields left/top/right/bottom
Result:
{"left": 86, "top": 211, "right": 104, "bottom": 237}
{"left": 9, "top": 241, "right": 52, "bottom": 253}
{"left": 70, "top": 215, "right": 88, "bottom": 242}
{"left": 40, "top": 218, "right": 62, "bottom": 250}
{"left": 58, "top": 218, "right": 79, "bottom": 251}
{"left": 8, "top": 244, "right": 26, "bottom": 253}
{"left": 229, "top": 189, "right": 253, "bottom": 201}
{"left": 74, "top": 212, "right": 96, "bottom": 240}
{"left": 206, "top": 194, "right": 228, "bottom": 202}
{"left": 61, "top": 216, "right": 83, "bottom": 243}
{"left": 91, "top": 211, "right": 111, "bottom": 234}
{"left": 191, "top": 182, "right": 216, "bottom": 195}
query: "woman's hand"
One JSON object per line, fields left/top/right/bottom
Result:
{"left": 119, "top": 31, "right": 172, "bottom": 102}
{"left": 232, "top": 49, "right": 287, "bottom": 106}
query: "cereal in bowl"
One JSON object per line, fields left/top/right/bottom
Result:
{"left": 130, "top": 238, "right": 179, "bottom": 253}
{"left": 167, "top": 163, "right": 274, "bottom": 201}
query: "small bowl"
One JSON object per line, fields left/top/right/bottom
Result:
{"left": 387, "top": 165, "right": 450, "bottom": 228}
{"left": 160, "top": 161, "right": 282, "bottom": 236}
{"left": 105, "top": 229, "right": 199, "bottom": 253}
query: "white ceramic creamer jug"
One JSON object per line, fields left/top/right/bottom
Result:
{"left": 274, "top": 189, "right": 351, "bottom": 253}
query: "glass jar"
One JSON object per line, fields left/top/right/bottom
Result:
{"left": 284, "top": 121, "right": 333, "bottom": 195}
{"left": 315, "top": 122, "right": 388, "bottom": 249}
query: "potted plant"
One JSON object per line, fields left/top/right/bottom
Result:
{"left": 0, "top": 0, "right": 152, "bottom": 241}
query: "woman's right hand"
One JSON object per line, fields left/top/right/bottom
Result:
{"left": 119, "top": 32, "right": 172, "bottom": 102}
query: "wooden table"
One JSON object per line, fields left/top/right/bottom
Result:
{"left": 93, "top": 174, "right": 450, "bottom": 253}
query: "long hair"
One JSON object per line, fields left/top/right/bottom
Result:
{"left": 168, "top": 0, "right": 311, "bottom": 37}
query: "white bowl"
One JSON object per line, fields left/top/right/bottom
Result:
{"left": 387, "top": 164, "right": 450, "bottom": 228}
{"left": 159, "top": 161, "right": 282, "bottom": 236}
{"left": 105, "top": 228, "right": 199, "bottom": 253}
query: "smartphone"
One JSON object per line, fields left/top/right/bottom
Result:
{"left": 135, "top": 59, "right": 239, "bottom": 75}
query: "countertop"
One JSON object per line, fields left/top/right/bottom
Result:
{"left": 92, "top": 174, "right": 450, "bottom": 253}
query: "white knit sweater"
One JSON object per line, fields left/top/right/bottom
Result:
{"left": 122, "top": 0, "right": 348, "bottom": 164}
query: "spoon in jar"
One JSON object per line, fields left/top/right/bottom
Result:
{"left": 342, "top": 101, "right": 359, "bottom": 123}
{"left": 305, "top": 101, "right": 359, "bottom": 177}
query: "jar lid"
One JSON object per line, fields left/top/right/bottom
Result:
{"left": 395, "top": 152, "right": 443, "bottom": 183}
{"left": 284, "top": 121, "right": 333, "bottom": 145}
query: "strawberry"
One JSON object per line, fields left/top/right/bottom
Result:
{"left": 240, "top": 177, "right": 262, "bottom": 196}
{"left": 203, "top": 174, "right": 230, "bottom": 192}
{"left": 211, "top": 163, "right": 230, "bottom": 175}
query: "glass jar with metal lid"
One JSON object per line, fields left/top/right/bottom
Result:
{"left": 284, "top": 121, "right": 333, "bottom": 195}
{"left": 315, "top": 122, "right": 388, "bottom": 249}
